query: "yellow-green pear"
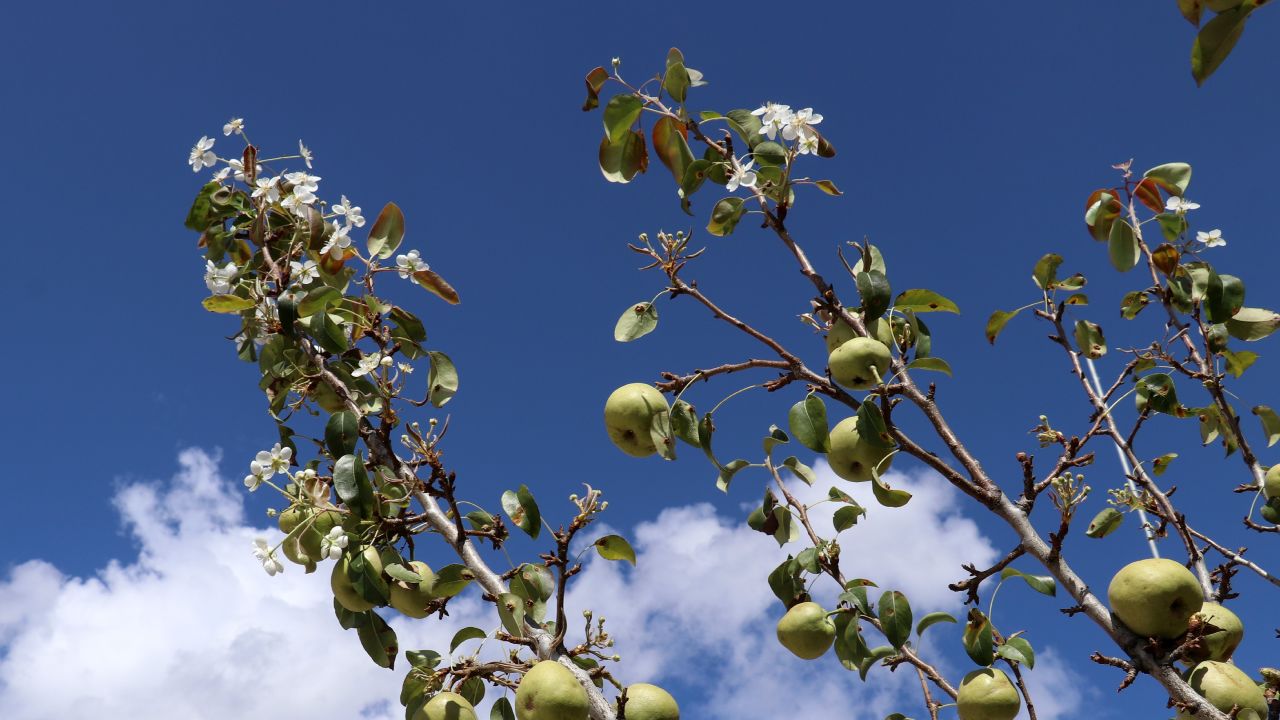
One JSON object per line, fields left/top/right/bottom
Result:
{"left": 1186, "top": 602, "right": 1244, "bottom": 663}
{"left": 827, "top": 417, "right": 894, "bottom": 482}
{"left": 415, "top": 691, "right": 478, "bottom": 720}
{"left": 604, "top": 383, "right": 669, "bottom": 458}
{"left": 829, "top": 336, "right": 891, "bottom": 390}
{"left": 825, "top": 318, "right": 858, "bottom": 353}
{"left": 776, "top": 602, "right": 836, "bottom": 660}
{"left": 331, "top": 545, "right": 385, "bottom": 613}
{"left": 515, "top": 660, "right": 589, "bottom": 720}
{"left": 620, "top": 683, "right": 679, "bottom": 720}
{"left": 1108, "top": 558, "right": 1203, "bottom": 639}
{"left": 389, "top": 560, "right": 438, "bottom": 619}
{"left": 1176, "top": 661, "right": 1267, "bottom": 720}
{"left": 957, "top": 668, "right": 1021, "bottom": 720}
{"left": 279, "top": 507, "right": 342, "bottom": 565}
{"left": 1264, "top": 464, "right": 1280, "bottom": 501}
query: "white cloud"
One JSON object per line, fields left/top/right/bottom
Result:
{"left": 0, "top": 451, "right": 1091, "bottom": 720}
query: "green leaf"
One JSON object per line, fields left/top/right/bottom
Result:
{"left": 1085, "top": 190, "right": 1122, "bottom": 241}
{"left": 815, "top": 179, "right": 842, "bottom": 196}
{"left": 963, "top": 608, "right": 995, "bottom": 667}
{"left": 614, "top": 302, "right": 659, "bottom": 342}
{"left": 603, "top": 95, "right": 643, "bottom": 143}
{"left": 997, "top": 637, "right": 1035, "bottom": 668}
{"left": 781, "top": 456, "right": 817, "bottom": 486}
{"left": 1108, "top": 219, "right": 1140, "bottom": 272}
{"left": 1191, "top": 7, "right": 1253, "bottom": 86}
{"left": 770, "top": 506, "right": 799, "bottom": 547}
{"left": 752, "top": 141, "right": 788, "bottom": 167}
{"left": 1136, "top": 373, "right": 1180, "bottom": 415}
{"left": 832, "top": 613, "right": 870, "bottom": 671}
{"left": 1226, "top": 307, "right": 1280, "bottom": 341}
{"left": 1152, "top": 453, "right": 1179, "bottom": 476}
{"left": 355, "top": 610, "right": 398, "bottom": 668}
{"left": 916, "top": 612, "right": 958, "bottom": 637}
{"left": 1120, "top": 291, "right": 1150, "bottom": 320}
{"left": 859, "top": 646, "right": 896, "bottom": 680}
{"left": 985, "top": 308, "right": 1021, "bottom": 344}
{"left": 309, "top": 312, "right": 348, "bottom": 354}
{"left": 877, "top": 591, "right": 912, "bottom": 649}
{"left": 348, "top": 546, "right": 389, "bottom": 605}
{"left": 664, "top": 48, "right": 690, "bottom": 103}
{"left": 594, "top": 534, "right": 637, "bottom": 565}
{"left": 650, "top": 405, "right": 676, "bottom": 461}
{"left": 405, "top": 648, "right": 441, "bottom": 670}
{"left": 671, "top": 399, "right": 700, "bottom": 446}
{"left": 1032, "top": 254, "right": 1062, "bottom": 290}
{"left": 871, "top": 473, "right": 911, "bottom": 508}
{"left": 833, "top": 504, "right": 866, "bottom": 532}
{"left": 459, "top": 677, "right": 486, "bottom": 708}
{"left": 788, "top": 393, "right": 831, "bottom": 453}
{"left": 501, "top": 485, "right": 541, "bottom": 539}
{"left": 334, "top": 454, "right": 374, "bottom": 518}
{"left": 1085, "top": 507, "right": 1124, "bottom": 538}
{"left": 858, "top": 271, "right": 892, "bottom": 320}
{"left": 427, "top": 351, "right": 459, "bottom": 407}
{"left": 384, "top": 563, "right": 424, "bottom": 584}
{"left": 598, "top": 130, "right": 648, "bottom": 184}
{"left": 707, "top": 197, "right": 746, "bottom": 237}
{"left": 431, "top": 565, "right": 474, "bottom": 598}
{"left": 449, "top": 626, "right": 486, "bottom": 654}
{"left": 1254, "top": 406, "right": 1280, "bottom": 447}
{"left": 1224, "top": 349, "right": 1259, "bottom": 378}
{"left": 906, "top": 357, "right": 952, "bottom": 376}
{"left": 1073, "top": 319, "right": 1107, "bottom": 359}
{"left": 367, "top": 203, "right": 405, "bottom": 259}
{"left": 490, "top": 697, "right": 517, "bottom": 720}
{"left": 1000, "top": 567, "right": 1056, "bottom": 597}
{"left": 723, "top": 109, "right": 764, "bottom": 149}
{"left": 1207, "top": 273, "right": 1246, "bottom": 324}
{"left": 652, "top": 116, "right": 694, "bottom": 184}
{"left": 496, "top": 593, "right": 526, "bottom": 637}
{"left": 856, "top": 399, "right": 896, "bottom": 450}
{"left": 893, "top": 289, "right": 959, "bottom": 314}
{"left": 768, "top": 557, "right": 805, "bottom": 607}
{"left": 325, "top": 411, "right": 360, "bottom": 458}
{"left": 202, "top": 294, "right": 254, "bottom": 314}
{"left": 1144, "top": 163, "right": 1193, "bottom": 196}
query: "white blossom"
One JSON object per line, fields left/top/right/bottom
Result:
{"left": 321, "top": 221, "right": 352, "bottom": 257}
{"left": 320, "top": 527, "right": 348, "bottom": 560}
{"left": 379, "top": 355, "right": 394, "bottom": 367}
{"left": 284, "top": 171, "right": 321, "bottom": 193}
{"left": 1196, "top": 228, "right": 1226, "bottom": 248}
{"left": 282, "top": 186, "right": 317, "bottom": 217}
{"left": 252, "top": 539, "right": 284, "bottom": 576}
{"left": 212, "top": 166, "right": 232, "bottom": 182}
{"left": 228, "top": 158, "right": 263, "bottom": 184}
{"left": 333, "top": 195, "right": 365, "bottom": 227}
{"left": 351, "top": 353, "right": 383, "bottom": 377}
{"left": 223, "top": 118, "right": 244, "bottom": 136}
{"left": 396, "top": 249, "right": 429, "bottom": 278}
{"left": 796, "top": 133, "right": 820, "bottom": 156}
{"left": 252, "top": 176, "right": 281, "bottom": 203}
{"left": 253, "top": 443, "right": 292, "bottom": 479}
{"left": 1166, "top": 196, "right": 1200, "bottom": 214}
{"left": 243, "top": 464, "right": 266, "bottom": 492}
{"left": 726, "top": 159, "right": 757, "bottom": 192}
{"left": 290, "top": 259, "right": 319, "bottom": 285}
{"left": 782, "top": 107, "right": 823, "bottom": 142}
{"left": 204, "top": 260, "right": 237, "bottom": 295}
{"left": 188, "top": 136, "right": 217, "bottom": 172}
{"left": 397, "top": 362, "right": 414, "bottom": 374}
{"left": 299, "top": 140, "right": 313, "bottom": 169}
{"left": 753, "top": 103, "right": 793, "bottom": 141}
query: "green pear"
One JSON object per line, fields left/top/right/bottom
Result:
{"left": 279, "top": 507, "right": 343, "bottom": 566}
{"left": 1264, "top": 464, "right": 1280, "bottom": 501}
{"left": 603, "top": 383, "right": 669, "bottom": 457}
{"left": 828, "top": 336, "right": 891, "bottom": 390}
{"left": 620, "top": 683, "right": 679, "bottom": 720}
{"left": 957, "top": 668, "right": 1021, "bottom": 720}
{"left": 826, "top": 317, "right": 896, "bottom": 354}
{"left": 827, "top": 416, "right": 894, "bottom": 482}
{"left": 1186, "top": 602, "right": 1244, "bottom": 662}
{"left": 515, "top": 660, "right": 589, "bottom": 720}
{"left": 331, "top": 545, "right": 385, "bottom": 613}
{"left": 389, "top": 560, "right": 438, "bottom": 619}
{"left": 1176, "top": 661, "right": 1267, "bottom": 720}
{"left": 1107, "top": 558, "right": 1204, "bottom": 639}
{"left": 776, "top": 602, "right": 836, "bottom": 660}
{"left": 415, "top": 691, "right": 478, "bottom": 720}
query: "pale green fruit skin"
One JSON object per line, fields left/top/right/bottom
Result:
{"left": 827, "top": 417, "right": 894, "bottom": 482}
{"left": 826, "top": 318, "right": 896, "bottom": 354}
{"left": 279, "top": 507, "right": 343, "bottom": 565}
{"left": 828, "top": 336, "right": 891, "bottom": 390}
{"left": 390, "top": 560, "right": 438, "bottom": 619}
{"left": 1108, "top": 558, "right": 1204, "bottom": 639}
{"left": 1187, "top": 602, "right": 1244, "bottom": 662}
{"left": 1176, "top": 661, "right": 1267, "bottom": 720}
{"left": 516, "top": 660, "right": 589, "bottom": 720}
{"left": 604, "top": 383, "right": 669, "bottom": 458}
{"left": 620, "top": 683, "right": 679, "bottom": 720}
{"left": 1264, "top": 465, "right": 1280, "bottom": 501}
{"left": 331, "top": 546, "right": 384, "bottom": 613}
{"left": 776, "top": 602, "right": 836, "bottom": 660}
{"left": 415, "top": 691, "right": 478, "bottom": 720}
{"left": 957, "top": 668, "right": 1021, "bottom": 720}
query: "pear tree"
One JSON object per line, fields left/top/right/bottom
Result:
{"left": 185, "top": 41, "right": 1280, "bottom": 720}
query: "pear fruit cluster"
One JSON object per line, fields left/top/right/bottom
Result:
{"left": 603, "top": 383, "right": 670, "bottom": 458}
{"left": 515, "top": 660, "right": 590, "bottom": 720}
{"left": 330, "top": 544, "right": 439, "bottom": 617}
{"left": 1176, "top": 661, "right": 1267, "bottom": 720}
{"left": 776, "top": 601, "right": 836, "bottom": 659}
{"left": 829, "top": 336, "right": 891, "bottom": 391}
{"left": 957, "top": 668, "right": 1021, "bottom": 720}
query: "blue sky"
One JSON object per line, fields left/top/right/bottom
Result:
{"left": 3, "top": 2, "right": 1280, "bottom": 718}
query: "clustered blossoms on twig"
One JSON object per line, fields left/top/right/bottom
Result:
{"left": 1163, "top": 196, "right": 1226, "bottom": 248}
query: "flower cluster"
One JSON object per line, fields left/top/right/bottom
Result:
{"left": 243, "top": 442, "right": 293, "bottom": 491}
{"left": 1163, "top": 197, "right": 1226, "bottom": 248}
{"left": 752, "top": 102, "right": 823, "bottom": 146}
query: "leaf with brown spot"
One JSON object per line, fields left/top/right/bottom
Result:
{"left": 413, "top": 269, "right": 460, "bottom": 304}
